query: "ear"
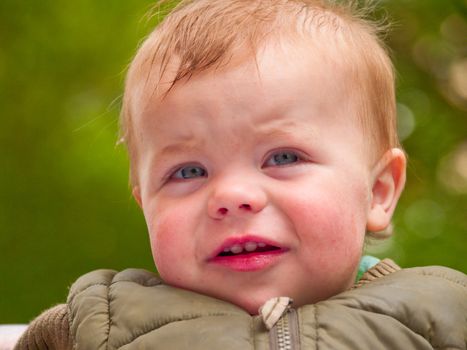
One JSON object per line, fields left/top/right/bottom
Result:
{"left": 132, "top": 186, "right": 143, "bottom": 208}
{"left": 366, "top": 148, "right": 406, "bottom": 232}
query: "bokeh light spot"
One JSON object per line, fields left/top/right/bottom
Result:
{"left": 397, "top": 103, "right": 416, "bottom": 141}
{"left": 449, "top": 59, "right": 467, "bottom": 101}
{"left": 437, "top": 141, "right": 467, "bottom": 194}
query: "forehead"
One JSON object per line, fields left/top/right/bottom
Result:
{"left": 130, "top": 35, "right": 356, "bottom": 127}
{"left": 129, "top": 38, "right": 367, "bottom": 160}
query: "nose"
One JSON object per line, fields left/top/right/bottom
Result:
{"left": 207, "top": 177, "right": 267, "bottom": 220}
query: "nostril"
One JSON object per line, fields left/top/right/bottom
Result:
{"left": 239, "top": 204, "right": 251, "bottom": 210}
{"left": 218, "top": 208, "right": 228, "bottom": 215}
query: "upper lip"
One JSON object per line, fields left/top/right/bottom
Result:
{"left": 208, "top": 234, "right": 285, "bottom": 259}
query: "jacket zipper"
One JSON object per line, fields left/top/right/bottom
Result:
{"left": 270, "top": 309, "right": 300, "bottom": 350}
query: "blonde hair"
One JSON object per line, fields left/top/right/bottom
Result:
{"left": 121, "top": 0, "right": 401, "bottom": 183}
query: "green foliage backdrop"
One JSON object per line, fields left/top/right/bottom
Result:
{"left": 1, "top": 0, "right": 466, "bottom": 322}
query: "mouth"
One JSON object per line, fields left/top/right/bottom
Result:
{"left": 218, "top": 241, "right": 282, "bottom": 257}
{"left": 209, "top": 236, "right": 287, "bottom": 272}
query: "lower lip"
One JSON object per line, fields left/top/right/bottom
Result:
{"left": 209, "top": 249, "right": 287, "bottom": 272}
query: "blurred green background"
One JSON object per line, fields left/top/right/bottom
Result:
{"left": 1, "top": 0, "right": 466, "bottom": 323}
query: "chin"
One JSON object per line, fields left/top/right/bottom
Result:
{"left": 237, "top": 300, "right": 262, "bottom": 315}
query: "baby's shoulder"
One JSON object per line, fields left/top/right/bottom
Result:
{"left": 313, "top": 265, "right": 467, "bottom": 349}
{"left": 68, "top": 268, "right": 162, "bottom": 297}
{"left": 342, "top": 264, "right": 467, "bottom": 320}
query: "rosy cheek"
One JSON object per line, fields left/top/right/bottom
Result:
{"left": 147, "top": 212, "right": 183, "bottom": 282}
{"left": 286, "top": 190, "right": 365, "bottom": 252}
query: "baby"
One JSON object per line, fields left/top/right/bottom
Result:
{"left": 15, "top": 0, "right": 466, "bottom": 349}
{"left": 125, "top": 0, "right": 406, "bottom": 315}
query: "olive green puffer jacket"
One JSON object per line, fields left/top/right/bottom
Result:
{"left": 15, "top": 260, "right": 467, "bottom": 349}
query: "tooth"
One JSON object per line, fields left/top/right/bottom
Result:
{"left": 245, "top": 242, "right": 258, "bottom": 252}
{"left": 223, "top": 247, "right": 230, "bottom": 253}
{"left": 258, "top": 242, "right": 266, "bottom": 248}
{"left": 230, "top": 244, "right": 243, "bottom": 254}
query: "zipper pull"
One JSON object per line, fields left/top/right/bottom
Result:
{"left": 259, "top": 296, "right": 293, "bottom": 330}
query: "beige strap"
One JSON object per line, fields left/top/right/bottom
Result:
{"left": 259, "top": 296, "right": 294, "bottom": 330}
{"left": 353, "top": 258, "right": 401, "bottom": 289}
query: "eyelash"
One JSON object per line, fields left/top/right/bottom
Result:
{"left": 170, "top": 164, "right": 208, "bottom": 180}
{"left": 167, "top": 149, "right": 304, "bottom": 181}
{"left": 262, "top": 149, "right": 302, "bottom": 167}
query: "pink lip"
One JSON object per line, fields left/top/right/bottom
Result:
{"left": 208, "top": 235, "right": 288, "bottom": 272}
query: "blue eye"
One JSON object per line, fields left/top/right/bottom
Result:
{"left": 265, "top": 151, "right": 299, "bottom": 166}
{"left": 172, "top": 165, "right": 207, "bottom": 179}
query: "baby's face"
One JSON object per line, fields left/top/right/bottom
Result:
{"left": 132, "top": 41, "right": 376, "bottom": 314}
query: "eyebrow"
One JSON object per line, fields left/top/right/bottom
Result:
{"left": 255, "top": 128, "right": 296, "bottom": 141}
{"left": 154, "top": 120, "right": 314, "bottom": 159}
{"left": 156, "top": 139, "right": 206, "bottom": 158}
{"left": 254, "top": 122, "right": 315, "bottom": 142}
